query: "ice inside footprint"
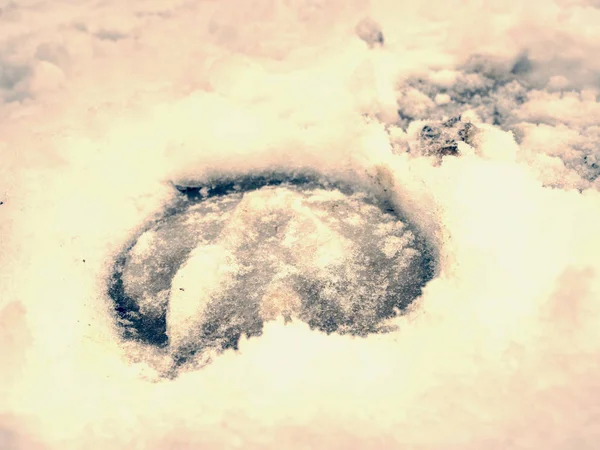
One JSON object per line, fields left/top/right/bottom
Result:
{"left": 110, "top": 176, "right": 435, "bottom": 375}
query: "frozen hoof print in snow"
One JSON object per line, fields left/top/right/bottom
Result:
{"left": 107, "top": 172, "right": 436, "bottom": 376}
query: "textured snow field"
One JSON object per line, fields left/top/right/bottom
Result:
{"left": 2, "top": 0, "right": 600, "bottom": 449}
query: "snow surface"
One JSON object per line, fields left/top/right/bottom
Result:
{"left": 2, "top": 0, "right": 600, "bottom": 449}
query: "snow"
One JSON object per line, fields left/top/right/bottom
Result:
{"left": 2, "top": 0, "right": 600, "bottom": 449}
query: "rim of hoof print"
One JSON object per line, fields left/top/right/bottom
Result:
{"left": 107, "top": 170, "right": 437, "bottom": 377}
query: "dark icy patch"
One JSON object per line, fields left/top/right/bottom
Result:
{"left": 173, "top": 171, "right": 327, "bottom": 201}
{"left": 395, "top": 53, "right": 600, "bottom": 185}
{"left": 560, "top": 140, "right": 600, "bottom": 183}
{"left": 582, "top": 154, "right": 600, "bottom": 181}
{"left": 510, "top": 53, "right": 533, "bottom": 76}
{"left": 355, "top": 18, "right": 384, "bottom": 48}
{"left": 410, "top": 115, "right": 478, "bottom": 159}
{"left": 108, "top": 258, "right": 169, "bottom": 347}
{"left": 396, "top": 54, "right": 532, "bottom": 131}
